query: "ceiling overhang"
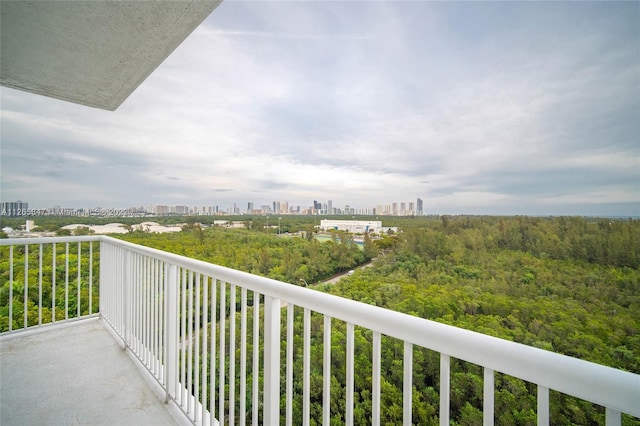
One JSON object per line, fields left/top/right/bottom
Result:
{"left": 0, "top": 0, "right": 221, "bottom": 111}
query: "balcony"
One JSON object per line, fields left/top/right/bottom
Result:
{"left": 1, "top": 236, "right": 638, "bottom": 425}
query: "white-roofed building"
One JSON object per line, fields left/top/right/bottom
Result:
{"left": 319, "top": 219, "right": 382, "bottom": 234}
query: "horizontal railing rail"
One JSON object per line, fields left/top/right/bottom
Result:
{"left": 2, "top": 235, "right": 639, "bottom": 426}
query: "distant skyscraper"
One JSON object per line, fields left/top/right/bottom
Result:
{"left": 0, "top": 200, "right": 28, "bottom": 216}
{"left": 417, "top": 197, "right": 424, "bottom": 215}
{"left": 328, "top": 200, "right": 333, "bottom": 214}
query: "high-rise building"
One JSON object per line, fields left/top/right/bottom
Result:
{"left": 174, "top": 205, "right": 189, "bottom": 214}
{"left": 417, "top": 197, "right": 424, "bottom": 216}
{"left": 1, "top": 200, "right": 29, "bottom": 216}
{"left": 155, "top": 205, "right": 169, "bottom": 215}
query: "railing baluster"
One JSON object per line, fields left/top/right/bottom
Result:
{"left": 219, "top": 281, "right": 226, "bottom": 423}
{"left": 229, "top": 283, "right": 236, "bottom": 425}
{"left": 24, "top": 244, "right": 28, "bottom": 328}
{"left": 9, "top": 245, "right": 13, "bottom": 332}
{"left": 123, "top": 250, "right": 130, "bottom": 348}
{"left": 149, "top": 258, "right": 156, "bottom": 362}
{"left": 404, "top": 341, "right": 413, "bottom": 426}
{"left": 89, "top": 241, "right": 93, "bottom": 315}
{"left": 120, "top": 247, "right": 124, "bottom": 334}
{"left": 209, "top": 277, "right": 217, "bottom": 426}
{"left": 195, "top": 273, "right": 201, "bottom": 421}
{"left": 264, "top": 295, "right": 281, "bottom": 426}
{"left": 303, "top": 308, "right": 310, "bottom": 426}
{"left": 146, "top": 257, "right": 151, "bottom": 364}
{"left": 51, "top": 243, "right": 55, "bottom": 323}
{"left": 97, "top": 241, "right": 102, "bottom": 320}
{"left": 252, "top": 292, "right": 260, "bottom": 426}
{"left": 137, "top": 256, "right": 147, "bottom": 358}
{"left": 180, "top": 268, "right": 187, "bottom": 407}
{"left": 77, "top": 242, "right": 81, "bottom": 318}
{"left": 286, "top": 303, "right": 294, "bottom": 426}
{"left": 151, "top": 259, "right": 161, "bottom": 378}
{"left": 65, "top": 243, "right": 69, "bottom": 320}
{"left": 148, "top": 257, "right": 153, "bottom": 365}
{"left": 141, "top": 254, "right": 145, "bottom": 355}
{"left": 38, "top": 244, "right": 42, "bottom": 325}
{"left": 157, "top": 261, "right": 162, "bottom": 385}
{"left": 131, "top": 253, "right": 137, "bottom": 354}
{"left": 108, "top": 246, "right": 114, "bottom": 330}
{"left": 483, "top": 368, "right": 494, "bottom": 426}
{"left": 537, "top": 385, "right": 549, "bottom": 426}
{"left": 150, "top": 257, "right": 155, "bottom": 369}
{"left": 202, "top": 275, "right": 209, "bottom": 426}
{"left": 346, "top": 322, "right": 354, "bottom": 426}
{"left": 117, "top": 247, "right": 121, "bottom": 335}
{"left": 187, "top": 270, "right": 193, "bottom": 415}
{"left": 147, "top": 256, "right": 152, "bottom": 360}
{"left": 323, "top": 315, "right": 332, "bottom": 426}
{"left": 240, "top": 287, "right": 248, "bottom": 426}
{"left": 144, "top": 257, "right": 150, "bottom": 365}
{"left": 138, "top": 254, "right": 143, "bottom": 355}
{"left": 166, "top": 264, "right": 178, "bottom": 403}
{"left": 606, "top": 407, "right": 622, "bottom": 426}
{"left": 440, "top": 353, "right": 450, "bottom": 426}
{"left": 372, "top": 331, "right": 381, "bottom": 426}
{"left": 159, "top": 260, "right": 164, "bottom": 377}
{"left": 151, "top": 256, "right": 155, "bottom": 364}
{"left": 107, "top": 245, "right": 112, "bottom": 324}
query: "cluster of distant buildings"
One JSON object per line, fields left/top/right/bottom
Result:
{"left": 1, "top": 198, "right": 424, "bottom": 218}
{"left": 310, "top": 198, "right": 423, "bottom": 216}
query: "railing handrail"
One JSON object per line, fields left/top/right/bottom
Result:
{"left": 0, "top": 235, "right": 101, "bottom": 245}
{"left": 3, "top": 235, "right": 639, "bottom": 417}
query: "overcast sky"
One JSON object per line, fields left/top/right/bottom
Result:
{"left": 1, "top": 1, "right": 638, "bottom": 216}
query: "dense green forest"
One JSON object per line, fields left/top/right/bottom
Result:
{"left": 1, "top": 215, "right": 638, "bottom": 424}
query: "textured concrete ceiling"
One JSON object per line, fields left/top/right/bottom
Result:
{"left": 0, "top": 0, "right": 221, "bottom": 110}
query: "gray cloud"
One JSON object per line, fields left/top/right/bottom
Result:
{"left": 1, "top": 1, "right": 638, "bottom": 215}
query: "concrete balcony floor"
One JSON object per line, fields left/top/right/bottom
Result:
{"left": 0, "top": 318, "right": 184, "bottom": 425}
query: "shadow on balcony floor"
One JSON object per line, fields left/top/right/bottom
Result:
{"left": 0, "top": 318, "right": 180, "bottom": 425}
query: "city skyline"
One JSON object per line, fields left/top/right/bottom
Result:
{"left": 1, "top": 2, "right": 638, "bottom": 217}
{"left": 1, "top": 197, "right": 426, "bottom": 217}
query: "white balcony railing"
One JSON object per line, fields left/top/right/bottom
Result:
{"left": 1, "top": 236, "right": 639, "bottom": 425}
